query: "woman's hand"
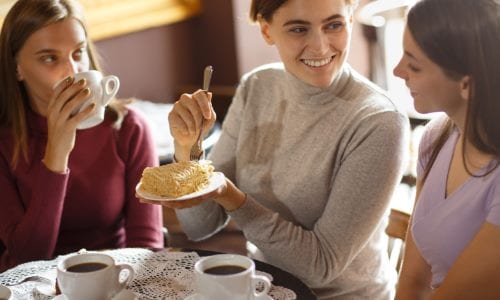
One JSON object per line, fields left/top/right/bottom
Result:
{"left": 168, "top": 89, "right": 216, "bottom": 161}
{"left": 42, "top": 76, "right": 96, "bottom": 173}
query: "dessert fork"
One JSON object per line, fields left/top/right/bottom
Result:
{"left": 190, "top": 65, "right": 213, "bottom": 161}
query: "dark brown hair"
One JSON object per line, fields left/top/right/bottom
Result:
{"left": 250, "top": 0, "right": 359, "bottom": 22}
{"left": 408, "top": 0, "right": 500, "bottom": 180}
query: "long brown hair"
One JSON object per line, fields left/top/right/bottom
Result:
{"left": 249, "top": 0, "right": 359, "bottom": 22}
{"left": 408, "top": 0, "right": 500, "bottom": 180}
{"left": 0, "top": 0, "right": 119, "bottom": 167}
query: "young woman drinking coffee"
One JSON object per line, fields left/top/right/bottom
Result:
{"left": 0, "top": 0, "right": 164, "bottom": 272}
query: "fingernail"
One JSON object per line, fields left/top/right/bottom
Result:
{"left": 78, "top": 78, "right": 86, "bottom": 86}
{"left": 65, "top": 76, "right": 74, "bottom": 84}
{"left": 82, "top": 88, "right": 90, "bottom": 95}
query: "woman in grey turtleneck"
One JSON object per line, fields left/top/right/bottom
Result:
{"left": 150, "top": 0, "right": 409, "bottom": 298}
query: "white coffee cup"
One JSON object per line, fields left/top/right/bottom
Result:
{"left": 57, "top": 252, "right": 134, "bottom": 300}
{"left": 0, "top": 285, "right": 12, "bottom": 300}
{"left": 54, "top": 70, "right": 120, "bottom": 130}
{"left": 194, "top": 254, "right": 271, "bottom": 300}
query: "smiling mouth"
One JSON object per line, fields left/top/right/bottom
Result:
{"left": 301, "top": 56, "right": 334, "bottom": 68}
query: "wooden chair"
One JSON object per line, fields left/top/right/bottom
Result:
{"left": 386, "top": 208, "right": 411, "bottom": 272}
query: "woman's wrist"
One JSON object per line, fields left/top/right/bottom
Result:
{"left": 42, "top": 152, "right": 68, "bottom": 174}
{"left": 214, "top": 179, "right": 247, "bottom": 212}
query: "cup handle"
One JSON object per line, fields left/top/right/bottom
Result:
{"left": 116, "top": 263, "right": 134, "bottom": 290}
{"left": 101, "top": 75, "right": 120, "bottom": 106}
{"left": 251, "top": 274, "right": 271, "bottom": 297}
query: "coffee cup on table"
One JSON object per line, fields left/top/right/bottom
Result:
{"left": 194, "top": 254, "right": 271, "bottom": 300}
{"left": 57, "top": 252, "right": 134, "bottom": 300}
{"left": 54, "top": 70, "right": 120, "bottom": 130}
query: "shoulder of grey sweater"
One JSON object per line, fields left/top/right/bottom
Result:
{"left": 341, "top": 90, "right": 408, "bottom": 132}
{"left": 241, "top": 62, "right": 285, "bottom": 85}
{"left": 352, "top": 108, "right": 408, "bottom": 134}
{"left": 340, "top": 108, "right": 410, "bottom": 155}
{"left": 343, "top": 110, "right": 410, "bottom": 174}
{"left": 343, "top": 65, "right": 401, "bottom": 113}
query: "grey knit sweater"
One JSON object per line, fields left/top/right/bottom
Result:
{"left": 176, "top": 63, "right": 409, "bottom": 299}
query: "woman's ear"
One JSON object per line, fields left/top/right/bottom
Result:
{"left": 459, "top": 75, "right": 471, "bottom": 101}
{"left": 16, "top": 65, "right": 24, "bottom": 81}
{"left": 258, "top": 15, "right": 274, "bottom": 46}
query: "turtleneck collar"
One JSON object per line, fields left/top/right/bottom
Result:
{"left": 284, "top": 63, "right": 352, "bottom": 105}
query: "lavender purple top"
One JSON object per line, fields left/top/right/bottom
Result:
{"left": 412, "top": 116, "right": 500, "bottom": 288}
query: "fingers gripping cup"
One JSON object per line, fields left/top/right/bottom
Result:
{"left": 194, "top": 254, "right": 271, "bottom": 300}
{"left": 55, "top": 70, "right": 120, "bottom": 130}
{"left": 57, "top": 252, "right": 134, "bottom": 300}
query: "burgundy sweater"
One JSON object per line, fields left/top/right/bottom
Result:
{"left": 0, "top": 106, "right": 163, "bottom": 271}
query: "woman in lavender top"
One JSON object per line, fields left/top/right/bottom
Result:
{"left": 394, "top": 0, "right": 500, "bottom": 299}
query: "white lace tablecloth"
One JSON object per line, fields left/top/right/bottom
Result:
{"left": 0, "top": 248, "right": 297, "bottom": 300}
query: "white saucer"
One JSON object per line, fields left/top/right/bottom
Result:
{"left": 34, "top": 284, "right": 57, "bottom": 297}
{"left": 53, "top": 289, "right": 136, "bottom": 300}
{"left": 0, "top": 284, "right": 12, "bottom": 300}
{"left": 184, "top": 293, "right": 272, "bottom": 300}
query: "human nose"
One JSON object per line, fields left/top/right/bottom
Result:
{"left": 62, "top": 58, "right": 80, "bottom": 77}
{"left": 308, "top": 30, "right": 330, "bottom": 54}
{"left": 393, "top": 59, "right": 407, "bottom": 80}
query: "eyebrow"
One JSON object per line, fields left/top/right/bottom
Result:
{"left": 34, "top": 41, "right": 87, "bottom": 55}
{"left": 282, "top": 14, "right": 344, "bottom": 26}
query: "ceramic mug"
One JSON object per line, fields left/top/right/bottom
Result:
{"left": 54, "top": 70, "right": 120, "bottom": 130}
{"left": 0, "top": 285, "right": 12, "bottom": 300}
{"left": 57, "top": 252, "right": 134, "bottom": 300}
{"left": 194, "top": 254, "right": 271, "bottom": 300}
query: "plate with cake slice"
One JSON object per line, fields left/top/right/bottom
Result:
{"left": 135, "top": 160, "right": 225, "bottom": 201}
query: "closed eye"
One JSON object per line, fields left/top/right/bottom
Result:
{"left": 408, "top": 64, "right": 421, "bottom": 72}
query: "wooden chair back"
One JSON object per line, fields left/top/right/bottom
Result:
{"left": 386, "top": 208, "right": 411, "bottom": 272}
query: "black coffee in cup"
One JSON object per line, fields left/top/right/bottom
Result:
{"left": 204, "top": 264, "right": 247, "bottom": 275}
{"left": 66, "top": 262, "right": 108, "bottom": 273}
{"left": 57, "top": 252, "right": 134, "bottom": 300}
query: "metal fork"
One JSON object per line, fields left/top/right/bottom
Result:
{"left": 190, "top": 65, "right": 213, "bottom": 161}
